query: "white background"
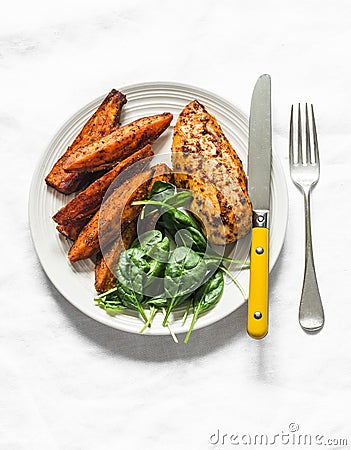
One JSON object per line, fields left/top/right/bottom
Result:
{"left": 1, "top": 0, "right": 351, "bottom": 449}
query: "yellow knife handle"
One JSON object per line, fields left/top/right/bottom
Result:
{"left": 247, "top": 227, "right": 269, "bottom": 339}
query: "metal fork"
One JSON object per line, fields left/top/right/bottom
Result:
{"left": 289, "top": 104, "right": 324, "bottom": 331}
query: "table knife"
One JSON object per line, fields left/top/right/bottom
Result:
{"left": 247, "top": 74, "right": 272, "bottom": 339}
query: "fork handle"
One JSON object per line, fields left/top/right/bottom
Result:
{"left": 299, "top": 188, "right": 324, "bottom": 331}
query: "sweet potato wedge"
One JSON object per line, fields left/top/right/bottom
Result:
{"left": 94, "top": 220, "right": 138, "bottom": 293}
{"left": 68, "top": 163, "right": 172, "bottom": 262}
{"left": 45, "top": 89, "right": 126, "bottom": 194}
{"left": 63, "top": 113, "right": 173, "bottom": 173}
{"left": 56, "top": 218, "right": 89, "bottom": 241}
{"left": 68, "top": 169, "right": 155, "bottom": 262}
{"left": 53, "top": 145, "right": 154, "bottom": 226}
{"left": 94, "top": 253, "right": 115, "bottom": 294}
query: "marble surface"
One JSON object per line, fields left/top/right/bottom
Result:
{"left": 1, "top": 0, "right": 351, "bottom": 448}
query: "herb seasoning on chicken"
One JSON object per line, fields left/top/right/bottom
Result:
{"left": 172, "top": 100, "right": 252, "bottom": 245}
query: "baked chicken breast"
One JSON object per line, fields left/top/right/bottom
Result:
{"left": 172, "top": 100, "right": 252, "bottom": 245}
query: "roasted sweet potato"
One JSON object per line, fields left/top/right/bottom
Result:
{"left": 94, "top": 254, "right": 114, "bottom": 293}
{"left": 68, "top": 163, "right": 172, "bottom": 262}
{"left": 63, "top": 113, "right": 173, "bottom": 173}
{"left": 94, "top": 220, "right": 137, "bottom": 293}
{"left": 56, "top": 218, "right": 89, "bottom": 241}
{"left": 45, "top": 89, "right": 126, "bottom": 194}
{"left": 67, "top": 170, "right": 154, "bottom": 262}
{"left": 53, "top": 145, "right": 154, "bottom": 226}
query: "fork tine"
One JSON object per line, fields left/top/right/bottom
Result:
{"left": 297, "top": 103, "right": 303, "bottom": 163}
{"left": 289, "top": 105, "right": 294, "bottom": 166}
{"left": 311, "top": 104, "right": 320, "bottom": 166}
{"left": 305, "top": 104, "right": 311, "bottom": 164}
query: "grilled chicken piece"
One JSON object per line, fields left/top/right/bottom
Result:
{"left": 68, "top": 163, "right": 172, "bottom": 262}
{"left": 172, "top": 100, "right": 252, "bottom": 245}
{"left": 63, "top": 113, "right": 173, "bottom": 173}
{"left": 53, "top": 145, "right": 154, "bottom": 226}
{"left": 45, "top": 89, "right": 126, "bottom": 194}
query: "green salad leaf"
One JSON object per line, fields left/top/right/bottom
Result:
{"left": 163, "top": 246, "right": 207, "bottom": 325}
{"left": 95, "top": 180, "right": 247, "bottom": 343}
{"left": 184, "top": 270, "right": 224, "bottom": 344}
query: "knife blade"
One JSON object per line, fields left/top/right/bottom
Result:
{"left": 247, "top": 74, "right": 272, "bottom": 339}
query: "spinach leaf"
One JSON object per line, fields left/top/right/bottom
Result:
{"left": 94, "top": 288, "right": 126, "bottom": 315}
{"left": 162, "top": 207, "right": 201, "bottom": 231}
{"left": 193, "top": 270, "right": 224, "bottom": 314}
{"left": 114, "top": 280, "right": 148, "bottom": 322}
{"left": 136, "top": 180, "right": 193, "bottom": 219}
{"left": 148, "top": 181, "right": 193, "bottom": 208}
{"left": 148, "top": 180, "right": 176, "bottom": 200}
{"left": 131, "top": 230, "right": 170, "bottom": 280}
{"left": 184, "top": 270, "right": 224, "bottom": 343}
{"left": 134, "top": 198, "right": 206, "bottom": 251}
{"left": 95, "top": 180, "right": 233, "bottom": 337}
{"left": 163, "top": 191, "right": 193, "bottom": 208}
{"left": 144, "top": 296, "right": 169, "bottom": 309}
{"left": 120, "top": 230, "right": 170, "bottom": 298}
{"left": 163, "top": 246, "right": 207, "bottom": 325}
{"left": 142, "top": 181, "right": 176, "bottom": 218}
{"left": 143, "top": 235, "right": 170, "bottom": 297}
{"left": 116, "top": 248, "right": 150, "bottom": 292}
{"left": 115, "top": 248, "right": 150, "bottom": 321}
{"left": 131, "top": 229, "right": 163, "bottom": 252}
{"left": 161, "top": 210, "right": 206, "bottom": 252}
{"left": 146, "top": 235, "right": 170, "bottom": 279}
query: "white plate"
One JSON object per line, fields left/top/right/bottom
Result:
{"left": 29, "top": 82, "right": 288, "bottom": 336}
